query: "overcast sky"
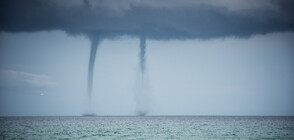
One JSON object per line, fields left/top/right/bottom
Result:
{"left": 0, "top": 0, "right": 294, "bottom": 116}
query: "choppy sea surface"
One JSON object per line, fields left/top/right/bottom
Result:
{"left": 0, "top": 116, "right": 294, "bottom": 139}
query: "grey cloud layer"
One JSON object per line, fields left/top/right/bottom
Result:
{"left": 0, "top": 0, "right": 293, "bottom": 39}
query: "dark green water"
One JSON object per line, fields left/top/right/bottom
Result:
{"left": 1, "top": 116, "right": 294, "bottom": 139}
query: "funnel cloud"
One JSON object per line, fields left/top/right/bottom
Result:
{"left": 87, "top": 35, "right": 100, "bottom": 101}
{"left": 136, "top": 36, "right": 148, "bottom": 115}
{"left": 139, "top": 36, "right": 146, "bottom": 75}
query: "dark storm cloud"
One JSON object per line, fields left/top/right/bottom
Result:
{"left": 0, "top": 0, "right": 293, "bottom": 39}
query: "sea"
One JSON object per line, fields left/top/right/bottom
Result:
{"left": 1, "top": 116, "right": 294, "bottom": 139}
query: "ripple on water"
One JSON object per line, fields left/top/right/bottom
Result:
{"left": 0, "top": 116, "right": 294, "bottom": 139}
